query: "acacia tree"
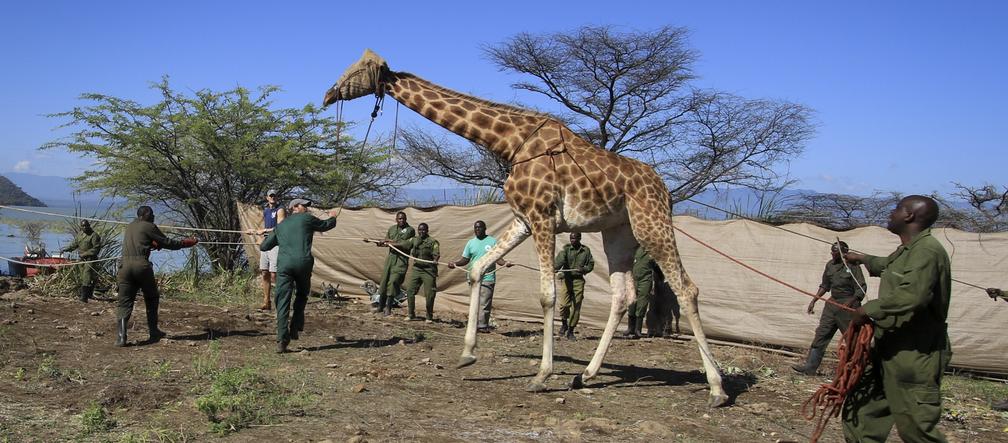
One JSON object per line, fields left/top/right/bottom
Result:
{"left": 950, "top": 183, "right": 1008, "bottom": 232}
{"left": 45, "top": 78, "right": 414, "bottom": 269}
{"left": 400, "top": 26, "right": 815, "bottom": 202}
{"left": 779, "top": 192, "right": 900, "bottom": 230}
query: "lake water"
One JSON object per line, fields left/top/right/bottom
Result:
{"left": 0, "top": 205, "right": 191, "bottom": 275}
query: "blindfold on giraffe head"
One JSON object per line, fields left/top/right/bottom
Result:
{"left": 324, "top": 48, "right": 389, "bottom": 106}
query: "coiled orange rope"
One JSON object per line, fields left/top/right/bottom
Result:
{"left": 801, "top": 322, "right": 873, "bottom": 442}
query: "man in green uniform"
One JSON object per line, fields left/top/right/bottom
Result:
{"left": 623, "top": 245, "right": 655, "bottom": 339}
{"left": 372, "top": 211, "right": 414, "bottom": 316}
{"left": 259, "top": 198, "right": 338, "bottom": 353}
{"left": 841, "top": 195, "right": 952, "bottom": 443}
{"left": 555, "top": 232, "right": 595, "bottom": 340}
{"left": 60, "top": 219, "right": 102, "bottom": 303}
{"left": 403, "top": 222, "right": 439, "bottom": 322}
{"left": 116, "top": 206, "right": 198, "bottom": 347}
{"left": 792, "top": 241, "right": 867, "bottom": 375}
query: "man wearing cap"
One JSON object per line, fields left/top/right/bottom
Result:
{"left": 403, "top": 222, "right": 439, "bottom": 322}
{"left": 116, "top": 206, "right": 198, "bottom": 347}
{"left": 554, "top": 232, "right": 595, "bottom": 340}
{"left": 60, "top": 219, "right": 102, "bottom": 302}
{"left": 260, "top": 198, "right": 338, "bottom": 353}
{"left": 371, "top": 211, "right": 415, "bottom": 316}
{"left": 792, "top": 241, "right": 867, "bottom": 376}
{"left": 251, "top": 189, "right": 286, "bottom": 311}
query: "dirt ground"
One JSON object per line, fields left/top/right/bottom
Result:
{"left": 0, "top": 281, "right": 1006, "bottom": 442}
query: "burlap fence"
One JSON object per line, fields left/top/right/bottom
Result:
{"left": 239, "top": 203, "right": 1008, "bottom": 373}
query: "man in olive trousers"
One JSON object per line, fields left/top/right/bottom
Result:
{"left": 116, "top": 206, "right": 198, "bottom": 346}
{"left": 260, "top": 198, "right": 338, "bottom": 353}
{"left": 60, "top": 219, "right": 102, "bottom": 303}
{"left": 841, "top": 195, "right": 952, "bottom": 443}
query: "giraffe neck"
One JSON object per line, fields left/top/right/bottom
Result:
{"left": 385, "top": 71, "right": 543, "bottom": 161}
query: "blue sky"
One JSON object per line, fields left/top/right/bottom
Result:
{"left": 1, "top": 1, "right": 1004, "bottom": 196}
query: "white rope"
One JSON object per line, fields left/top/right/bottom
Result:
{"left": 0, "top": 205, "right": 245, "bottom": 234}
{"left": 0, "top": 255, "right": 118, "bottom": 268}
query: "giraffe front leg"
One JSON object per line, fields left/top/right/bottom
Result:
{"left": 456, "top": 219, "right": 529, "bottom": 369}
{"left": 526, "top": 267, "right": 557, "bottom": 392}
{"left": 571, "top": 270, "right": 634, "bottom": 389}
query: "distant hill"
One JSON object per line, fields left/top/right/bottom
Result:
{"left": 0, "top": 175, "right": 46, "bottom": 207}
{"left": 2, "top": 172, "right": 112, "bottom": 206}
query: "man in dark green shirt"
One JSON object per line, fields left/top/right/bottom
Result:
{"left": 60, "top": 219, "right": 102, "bottom": 303}
{"left": 555, "top": 232, "right": 594, "bottom": 340}
{"left": 372, "top": 211, "right": 415, "bottom": 316}
{"left": 792, "top": 241, "right": 867, "bottom": 375}
{"left": 260, "top": 198, "right": 338, "bottom": 353}
{"left": 624, "top": 245, "right": 656, "bottom": 339}
{"left": 116, "top": 206, "right": 198, "bottom": 347}
{"left": 842, "top": 195, "right": 952, "bottom": 443}
{"left": 403, "top": 222, "right": 440, "bottom": 322}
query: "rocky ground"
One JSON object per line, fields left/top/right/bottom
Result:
{"left": 0, "top": 278, "right": 1006, "bottom": 442}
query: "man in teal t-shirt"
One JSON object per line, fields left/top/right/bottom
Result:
{"left": 448, "top": 220, "right": 512, "bottom": 332}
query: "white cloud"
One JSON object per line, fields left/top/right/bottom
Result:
{"left": 13, "top": 160, "right": 31, "bottom": 172}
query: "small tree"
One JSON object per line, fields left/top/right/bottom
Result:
{"left": 45, "top": 78, "right": 415, "bottom": 268}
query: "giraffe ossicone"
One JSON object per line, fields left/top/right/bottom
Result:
{"left": 325, "top": 49, "right": 729, "bottom": 408}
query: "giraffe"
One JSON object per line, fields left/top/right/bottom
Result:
{"left": 324, "top": 49, "right": 729, "bottom": 407}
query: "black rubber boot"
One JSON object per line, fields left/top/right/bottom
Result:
{"left": 559, "top": 318, "right": 569, "bottom": 336}
{"left": 146, "top": 310, "right": 165, "bottom": 343}
{"left": 565, "top": 327, "right": 576, "bottom": 341}
{"left": 115, "top": 317, "right": 128, "bottom": 347}
{"left": 622, "top": 315, "right": 637, "bottom": 337}
{"left": 792, "top": 347, "right": 825, "bottom": 375}
{"left": 78, "top": 286, "right": 91, "bottom": 303}
{"left": 633, "top": 315, "right": 645, "bottom": 339}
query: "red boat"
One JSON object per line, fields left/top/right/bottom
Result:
{"left": 6, "top": 246, "right": 74, "bottom": 278}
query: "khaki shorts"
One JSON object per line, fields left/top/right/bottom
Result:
{"left": 259, "top": 246, "right": 279, "bottom": 273}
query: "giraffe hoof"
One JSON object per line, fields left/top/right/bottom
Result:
{"left": 569, "top": 374, "right": 584, "bottom": 390}
{"left": 525, "top": 381, "right": 547, "bottom": 393}
{"left": 456, "top": 355, "right": 477, "bottom": 369}
{"left": 707, "top": 393, "right": 730, "bottom": 408}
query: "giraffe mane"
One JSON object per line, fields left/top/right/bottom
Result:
{"left": 391, "top": 71, "right": 552, "bottom": 119}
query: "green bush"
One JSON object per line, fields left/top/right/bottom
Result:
{"left": 195, "top": 366, "right": 310, "bottom": 435}
{"left": 80, "top": 402, "right": 115, "bottom": 435}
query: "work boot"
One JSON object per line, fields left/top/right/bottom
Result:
{"left": 622, "top": 315, "right": 637, "bottom": 337}
{"left": 115, "top": 318, "right": 128, "bottom": 347}
{"left": 565, "top": 328, "right": 576, "bottom": 341}
{"left": 146, "top": 309, "right": 165, "bottom": 343}
{"left": 992, "top": 399, "right": 1008, "bottom": 411}
{"left": 559, "top": 318, "right": 569, "bottom": 336}
{"left": 791, "top": 347, "right": 825, "bottom": 376}
{"left": 635, "top": 316, "right": 646, "bottom": 339}
{"left": 276, "top": 339, "right": 289, "bottom": 354}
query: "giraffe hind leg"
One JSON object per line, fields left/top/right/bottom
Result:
{"left": 630, "top": 201, "right": 728, "bottom": 407}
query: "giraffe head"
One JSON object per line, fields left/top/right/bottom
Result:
{"left": 323, "top": 49, "right": 389, "bottom": 106}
